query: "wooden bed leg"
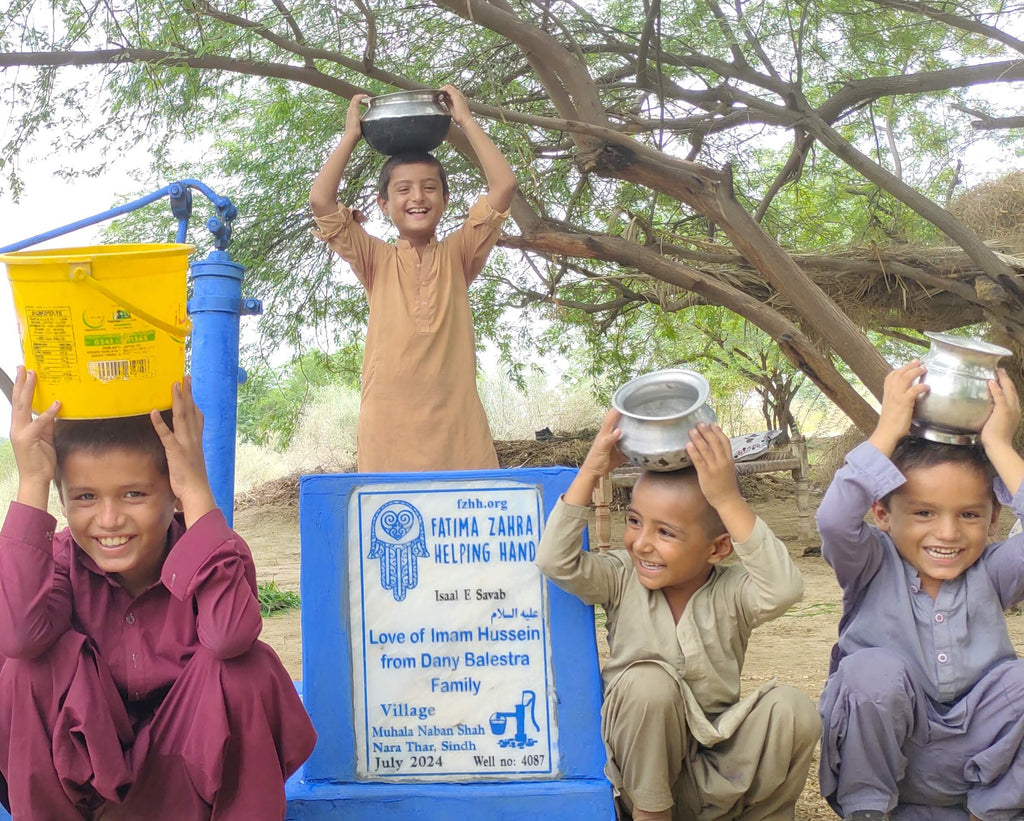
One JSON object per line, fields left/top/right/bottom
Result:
{"left": 592, "top": 472, "right": 613, "bottom": 552}
{"left": 791, "top": 436, "right": 813, "bottom": 544}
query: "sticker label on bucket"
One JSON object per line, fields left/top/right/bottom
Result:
{"left": 25, "top": 305, "right": 80, "bottom": 383}
{"left": 84, "top": 330, "right": 157, "bottom": 347}
{"left": 88, "top": 359, "right": 153, "bottom": 382}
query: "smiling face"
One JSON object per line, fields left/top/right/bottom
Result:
{"left": 872, "top": 461, "right": 1000, "bottom": 598}
{"left": 59, "top": 446, "right": 179, "bottom": 597}
{"left": 377, "top": 161, "right": 448, "bottom": 245}
{"left": 624, "top": 472, "right": 732, "bottom": 615}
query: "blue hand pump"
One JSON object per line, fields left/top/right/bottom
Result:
{"left": 0, "top": 180, "right": 262, "bottom": 525}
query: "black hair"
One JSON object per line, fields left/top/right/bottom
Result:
{"left": 377, "top": 151, "right": 449, "bottom": 200}
{"left": 879, "top": 434, "right": 995, "bottom": 507}
{"left": 54, "top": 411, "right": 173, "bottom": 488}
{"left": 635, "top": 467, "right": 728, "bottom": 538}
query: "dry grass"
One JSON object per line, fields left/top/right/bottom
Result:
{"left": 493, "top": 435, "right": 593, "bottom": 468}
{"left": 810, "top": 428, "right": 865, "bottom": 489}
{"left": 949, "top": 170, "right": 1024, "bottom": 254}
{"left": 235, "top": 436, "right": 595, "bottom": 510}
{"left": 235, "top": 471, "right": 306, "bottom": 511}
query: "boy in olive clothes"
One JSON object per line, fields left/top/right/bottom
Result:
{"left": 537, "top": 412, "right": 819, "bottom": 820}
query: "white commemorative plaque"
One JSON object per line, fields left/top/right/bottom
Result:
{"left": 348, "top": 480, "right": 557, "bottom": 780}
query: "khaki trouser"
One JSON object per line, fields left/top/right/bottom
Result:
{"left": 602, "top": 662, "right": 820, "bottom": 821}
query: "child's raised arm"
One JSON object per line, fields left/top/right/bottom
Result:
{"left": 440, "top": 85, "right": 517, "bottom": 213}
{"left": 310, "top": 94, "right": 369, "bottom": 218}
{"left": 868, "top": 359, "right": 929, "bottom": 457}
{"left": 981, "top": 368, "right": 1024, "bottom": 497}
{"left": 686, "top": 422, "right": 756, "bottom": 543}
{"left": 563, "top": 409, "right": 625, "bottom": 507}
{"left": 150, "top": 376, "right": 217, "bottom": 528}
{"left": 10, "top": 366, "right": 60, "bottom": 512}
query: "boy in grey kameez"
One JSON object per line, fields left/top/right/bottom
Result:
{"left": 817, "top": 360, "right": 1024, "bottom": 821}
{"left": 537, "top": 412, "right": 819, "bottom": 821}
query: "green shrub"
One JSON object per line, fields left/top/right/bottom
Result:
{"left": 258, "top": 580, "right": 301, "bottom": 617}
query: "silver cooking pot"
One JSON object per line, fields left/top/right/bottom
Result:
{"left": 612, "top": 369, "right": 717, "bottom": 471}
{"left": 912, "top": 331, "right": 1012, "bottom": 444}
{"left": 360, "top": 90, "right": 452, "bottom": 156}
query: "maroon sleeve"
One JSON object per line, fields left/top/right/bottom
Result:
{"left": 0, "top": 502, "right": 73, "bottom": 659}
{"left": 161, "top": 509, "right": 262, "bottom": 659}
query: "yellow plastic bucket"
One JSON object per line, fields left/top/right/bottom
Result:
{"left": 1, "top": 243, "right": 194, "bottom": 418}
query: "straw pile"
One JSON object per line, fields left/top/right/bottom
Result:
{"left": 810, "top": 429, "right": 865, "bottom": 489}
{"left": 949, "top": 170, "right": 1024, "bottom": 254}
{"left": 235, "top": 436, "right": 595, "bottom": 510}
{"left": 493, "top": 435, "right": 592, "bottom": 469}
{"left": 235, "top": 471, "right": 305, "bottom": 510}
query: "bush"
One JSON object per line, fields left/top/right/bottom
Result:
{"left": 258, "top": 580, "right": 301, "bottom": 617}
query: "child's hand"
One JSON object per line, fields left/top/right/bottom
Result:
{"left": 345, "top": 94, "right": 369, "bottom": 139}
{"left": 151, "top": 376, "right": 217, "bottom": 527}
{"left": 563, "top": 410, "right": 624, "bottom": 507}
{"left": 980, "top": 369, "right": 1024, "bottom": 498}
{"left": 581, "top": 409, "right": 626, "bottom": 479}
{"left": 686, "top": 422, "right": 756, "bottom": 542}
{"left": 686, "top": 423, "right": 741, "bottom": 510}
{"left": 9, "top": 366, "right": 60, "bottom": 510}
{"left": 869, "top": 359, "right": 928, "bottom": 456}
{"left": 981, "top": 369, "right": 1022, "bottom": 451}
{"left": 439, "top": 84, "right": 473, "bottom": 128}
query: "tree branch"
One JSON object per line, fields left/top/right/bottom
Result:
{"left": 863, "top": 0, "right": 1024, "bottom": 56}
{"left": 730, "top": 0, "right": 785, "bottom": 83}
{"left": 503, "top": 224, "right": 879, "bottom": 432}
{"left": 801, "top": 109, "right": 1024, "bottom": 310}
{"left": 0, "top": 47, "right": 367, "bottom": 97}
{"left": 755, "top": 131, "right": 814, "bottom": 221}
{"left": 818, "top": 60, "right": 1024, "bottom": 123}
{"left": 952, "top": 103, "right": 1024, "bottom": 131}
{"left": 705, "top": 0, "right": 748, "bottom": 69}
{"left": 267, "top": 0, "right": 313, "bottom": 68}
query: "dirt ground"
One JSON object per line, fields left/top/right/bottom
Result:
{"left": 236, "top": 475, "right": 1024, "bottom": 821}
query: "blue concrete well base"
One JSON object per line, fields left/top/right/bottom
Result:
{"left": 286, "top": 774, "right": 616, "bottom": 819}
{"left": 295, "top": 467, "right": 617, "bottom": 821}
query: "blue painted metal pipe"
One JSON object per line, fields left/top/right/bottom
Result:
{"left": 0, "top": 179, "right": 232, "bottom": 255}
{"left": 188, "top": 250, "right": 250, "bottom": 527}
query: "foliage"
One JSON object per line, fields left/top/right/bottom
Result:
{"left": 257, "top": 580, "right": 301, "bottom": 617}
{"left": 478, "top": 367, "right": 604, "bottom": 439}
{"left": 3, "top": 0, "right": 1024, "bottom": 432}
{"left": 237, "top": 346, "right": 362, "bottom": 449}
{"left": 683, "top": 311, "right": 807, "bottom": 436}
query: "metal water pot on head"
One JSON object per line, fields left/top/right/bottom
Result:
{"left": 912, "top": 331, "right": 1012, "bottom": 445}
{"left": 612, "top": 369, "right": 718, "bottom": 471}
{"left": 360, "top": 90, "right": 453, "bottom": 156}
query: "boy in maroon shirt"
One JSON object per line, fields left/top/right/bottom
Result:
{"left": 0, "top": 367, "right": 316, "bottom": 819}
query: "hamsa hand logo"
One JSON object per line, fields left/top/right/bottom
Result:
{"left": 368, "top": 500, "right": 428, "bottom": 602}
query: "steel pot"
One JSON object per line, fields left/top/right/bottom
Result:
{"left": 360, "top": 90, "right": 452, "bottom": 156}
{"left": 912, "top": 331, "right": 1012, "bottom": 444}
{"left": 612, "top": 369, "right": 718, "bottom": 471}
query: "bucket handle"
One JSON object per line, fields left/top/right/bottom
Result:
{"left": 69, "top": 264, "right": 192, "bottom": 338}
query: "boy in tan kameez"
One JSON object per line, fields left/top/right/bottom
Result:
{"left": 537, "top": 411, "right": 820, "bottom": 821}
{"left": 309, "top": 85, "right": 517, "bottom": 473}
